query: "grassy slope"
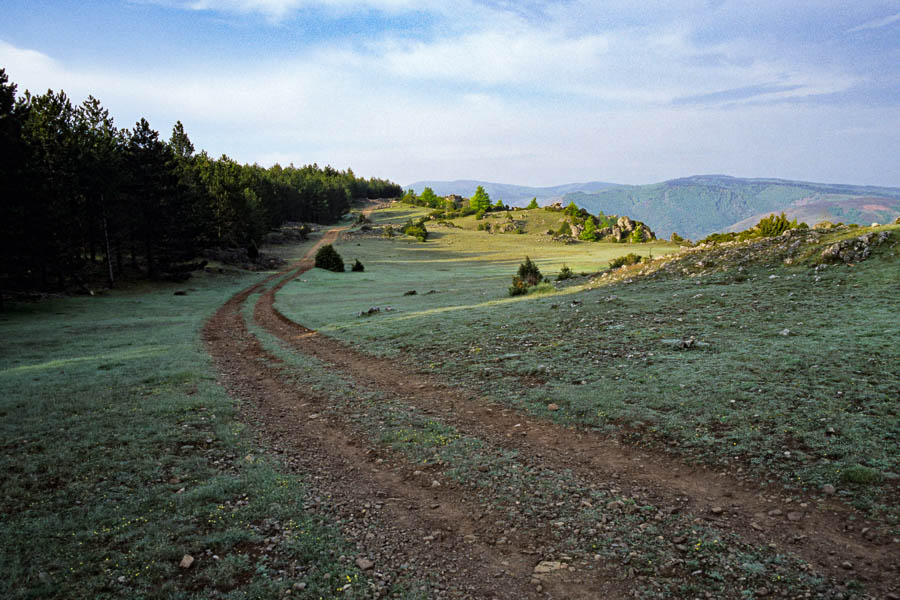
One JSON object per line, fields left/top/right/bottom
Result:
{"left": 0, "top": 266, "right": 379, "bottom": 599}
{"left": 279, "top": 210, "right": 900, "bottom": 525}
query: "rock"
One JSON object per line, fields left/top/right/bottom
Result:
{"left": 822, "top": 484, "right": 836, "bottom": 495}
{"left": 533, "top": 561, "right": 567, "bottom": 574}
{"left": 779, "top": 328, "right": 791, "bottom": 336}
{"left": 547, "top": 403, "right": 560, "bottom": 411}
{"left": 179, "top": 554, "right": 194, "bottom": 569}
{"left": 756, "top": 587, "right": 770, "bottom": 597}
{"left": 292, "top": 582, "right": 307, "bottom": 591}
{"left": 403, "top": 290, "right": 417, "bottom": 296}
{"left": 840, "top": 561, "right": 853, "bottom": 570}
{"left": 787, "top": 511, "right": 803, "bottom": 522}
{"left": 431, "top": 480, "right": 441, "bottom": 488}
{"left": 767, "top": 509, "right": 782, "bottom": 517}
{"left": 355, "top": 557, "right": 375, "bottom": 571}
{"left": 711, "top": 506, "right": 724, "bottom": 515}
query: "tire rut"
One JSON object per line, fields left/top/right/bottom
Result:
{"left": 203, "top": 228, "right": 625, "bottom": 599}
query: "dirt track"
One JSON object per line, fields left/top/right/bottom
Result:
{"left": 203, "top": 217, "right": 898, "bottom": 598}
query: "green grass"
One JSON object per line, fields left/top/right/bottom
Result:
{"left": 278, "top": 214, "right": 900, "bottom": 523}
{"left": 0, "top": 272, "right": 380, "bottom": 600}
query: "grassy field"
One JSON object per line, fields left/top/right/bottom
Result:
{"left": 278, "top": 208, "right": 900, "bottom": 525}
{"left": 0, "top": 269, "right": 383, "bottom": 600}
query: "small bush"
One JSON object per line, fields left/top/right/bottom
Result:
{"left": 609, "top": 253, "right": 643, "bottom": 270}
{"left": 477, "top": 223, "right": 486, "bottom": 231}
{"left": 841, "top": 465, "right": 883, "bottom": 485}
{"left": 556, "top": 265, "right": 574, "bottom": 280}
{"left": 351, "top": 259, "right": 364, "bottom": 272}
{"left": 314, "top": 244, "right": 344, "bottom": 272}
{"left": 382, "top": 225, "right": 395, "bottom": 238}
{"left": 516, "top": 256, "right": 542, "bottom": 287}
{"left": 400, "top": 218, "right": 428, "bottom": 241}
{"left": 508, "top": 277, "right": 529, "bottom": 296}
{"left": 475, "top": 209, "right": 486, "bottom": 220}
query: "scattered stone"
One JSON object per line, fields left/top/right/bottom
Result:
{"left": 403, "top": 290, "right": 417, "bottom": 296}
{"left": 533, "top": 561, "right": 567, "bottom": 575}
{"left": 710, "top": 506, "right": 724, "bottom": 515}
{"left": 431, "top": 480, "right": 441, "bottom": 488}
{"left": 755, "top": 587, "right": 770, "bottom": 597}
{"left": 179, "top": 555, "right": 194, "bottom": 569}
{"left": 840, "top": 561, "right": 853, "bottom": 570}
{"left": 787, "top": 511, "right": 803, "bottom": 522}
{"left": 547, "top": 403, "right": 560, "bottom": 411}
{"left": 779, "top": 328, "right": 791, "bottom": 336}
{"left": 822, "top": 484, "right": 836, "bottom": 495}
{"left": 355, "top": 557, "right": 375, "bottom": 571}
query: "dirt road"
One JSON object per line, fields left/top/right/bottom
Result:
{"left": 203, "top": 216, "right": 897, "bottom": 599}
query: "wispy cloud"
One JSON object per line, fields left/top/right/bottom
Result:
{"left": 847, "top": 11, "right": 900, "bottom": 33}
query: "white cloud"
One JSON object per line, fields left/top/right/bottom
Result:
{"left": 847, "top": 11, "right": 900, "bottom": 33}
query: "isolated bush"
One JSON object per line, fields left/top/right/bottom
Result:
{"left": 557, "top": 221, "right": 572, "bottom": 236}
{"left": 382, "top": 225, "right": 395, "bottom": 238}
{"left": 516, "top": 256, "right": 542, "bottom": 286}
{"left": 609, "top": 253, "right": 643, "bottom": 270}
{"left": 477, "top": 223, "right": 486, "bottom": 231}
{"left": 315, "top": 244, "right": 344, "bottom": 272}
{"left": 556, "top": 265, "right": 574, "bottom": 280}
{"left": 526, "top": 197, "right": 539, "bottom": 209}
{"left": 629, "top": 224, "right": 645, "bottom": 243}
{"left": 475, "top": 209, "right": 486, "bottom": 220}
{"left": 351, "top": 259, "right": 365, "bottom": 272}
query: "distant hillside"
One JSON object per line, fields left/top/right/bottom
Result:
{"left": 405, "top": 180, "right": 617, "bottom": 206}
{"left": 726, "top": 197, "right": 900, "bottom": 233}
{"left": 565, "top": 175, "right": 900, "bottom": 239}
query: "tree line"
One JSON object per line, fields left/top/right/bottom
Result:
{"left": 0, "top": 68, "right": 402, "bottom": 291}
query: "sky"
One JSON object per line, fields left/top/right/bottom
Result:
{"left": 2, "top": 1, "right": 899, "bottom": 187}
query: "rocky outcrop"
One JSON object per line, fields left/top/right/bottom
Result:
{"left": 820, "top": 232, "right": 889, "bottom": 264}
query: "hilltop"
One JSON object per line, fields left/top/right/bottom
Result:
{"left": 565, "top": 175, "right": 900, "bottom": 240}
{"left": 404, "top": 179, "right": 618, "bottom": 205}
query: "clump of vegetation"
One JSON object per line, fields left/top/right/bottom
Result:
{"left": 509, "top": 256, "right": 543, "bottom": 296}
{"left": 314, "top": 244, "right": 344, "bottom": 272}
{"left": 382, "top": 225, "right": 395, "bottom": 238}
{"left": 526, "top": 197, "right": 539, "bottom": 209}
{"left": 355, "top": 212, "right": 371, "bottom": 225}
{"left": 609, "top": 253, "right": 643, "bottom": 270}
{"left": 351, "top": 259, "right": 365, "bottom": 272}
{"left": 841, "top": 464, "right": 883, "bottom": 485}
{"left": 670, "top": 232, "right": 689, "bottom": 245}
{"left": 401, "top": 218, "right": 428, "bottom": 242}
{"left": 556, "top": 265, "right": 575, "bottom": 280}
{"left": 700, "top": 212, "right": 807, "bottom": 245}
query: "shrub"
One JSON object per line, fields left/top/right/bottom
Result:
{"left": 314, "top": 244, "right": 344, "bottom": 272}
{"left": 556, "top": 265, "right": 574, "bottom": 280}
{"left": 526, "top": 197, "right": 539, "bottom": 209}
{"left": 508, "top": 277, "right": 529, "bottom": 296}
{"left": 516, "top": 256, "right": 542, "bottom": 287}
{"left": 756, "top": 212, "right": 798, "bottom": 237}
{"left": 629, "top": 224, "right": 645, "bottom": 243}
{"left": 382, "top": 225, "right": 395, "bottom": 238}
{"left": 609, "top": 253, "right": 643, "bottom": 270}
{"left": 475, "top": 209, "right": 486, "bottom": 220}
{"left": 557, "top": 221, "right": 572, "bottom": 236}
{"left": 351, "top": 259, "right": 364, "bottom": 272}
{"left": 477, "top": 223, "right": 486, "bottom": 231}
{"left": 401, "top": 218, "right": 428, "bottom": 241}
{"left": 841, "top": 465, "right": 883, "bottom": 485}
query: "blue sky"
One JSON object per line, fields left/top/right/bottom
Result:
{"left": 2, "top": 0, "right": 899, "bottom": 187}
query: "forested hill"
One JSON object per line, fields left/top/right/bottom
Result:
{"left": 405, "top": 180, "right": 617, "bottom": 205}
{"left": 0, "top": 68, "right": 401, "bottom": 291}
{"left": 565, "top": 175, "right": 900, "bottom": 239}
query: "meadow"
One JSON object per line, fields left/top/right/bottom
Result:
{"left": 278, "top": 206, "right": 900, "bottom": 524}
